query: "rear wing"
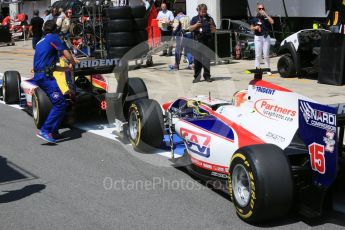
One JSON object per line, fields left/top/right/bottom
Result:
{"left": 298, "top": 100, "right": 345, "bottom": 188}
{"left": 73, "top": 58, "right": 120, "bottom": 75}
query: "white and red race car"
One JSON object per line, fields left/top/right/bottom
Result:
{"left": 126, "top": 70, "right": 345, "bottom": 223}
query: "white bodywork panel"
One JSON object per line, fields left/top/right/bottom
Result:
{"left": 170, "top": 80, "right": 314, "bottom": 172}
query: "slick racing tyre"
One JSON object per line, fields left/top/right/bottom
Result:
{"left": 277, "top": 54, "right": 296, "bottom": 78}
{"left": 104, "top": 6, "right": 132, "bottom": 19}
{"left": 123, "top": 77, "right": 149, "bottom": 120}
{"left": 106, "top": 32, "right": 136, "bottom": 47}
{"left": 131, "top": 5, "right": 146, "bottom": 18}
{"left": 32, "top": 87, "right": 53, "bottom": 129}
{"left": 107, "top": 46, "right": 132, "bottom": 59}
{"left": 229, "top": 144, "right": 293, "bottom": 223}
{"left": 127, "top": 77, "right": 149, "bottom": 101}
{"left": 128, "top": 99, "right": 164, "bottom": 152}
{"left": 2, "top": 71, "right": 21, "bottom": 104}
{"left": 105, "top": 19, "right": 134, "bottom": 32}
{"left": 134, "top": 18, "right": 148, "bottom": 30}
{"left": 53, "top": 0, "right": 83, "bottom": 15}
{"left": 135, "top": 30, "right": 148, "bottom": 44}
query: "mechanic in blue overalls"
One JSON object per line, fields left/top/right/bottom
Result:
{"left": 32, "top": 20, "right": 76, "bottom": 143}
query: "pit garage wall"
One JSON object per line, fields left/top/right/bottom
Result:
{"left": 186, "top": 0, "right": 327, "bottom": 26}
{"left": 247, "top": 0, "right": 326, "bottom": 18}
{"left": 21, "top": 0, "right": 50, "bottom": 20}
{"left": 8, "top": 0, "right": 50, "bottom": 21}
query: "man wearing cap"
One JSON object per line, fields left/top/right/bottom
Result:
{"left": 29, "top": 10, "right": 44, "bottom": 49}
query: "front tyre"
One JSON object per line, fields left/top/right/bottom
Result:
{"left": 128, "top": 99, "right": 164, "bottom": 152}
{"left": 229, "top": 144, "right": 293, "bottom": 223}
{"left": 277, "top": 54, "right": 296, "bottom": 78}
{"left": 32, "top": 87, "right": 53, "bottom": 129}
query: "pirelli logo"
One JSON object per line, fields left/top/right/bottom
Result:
{"left": 75, "top": 59, "right": 120, "bottom": 69}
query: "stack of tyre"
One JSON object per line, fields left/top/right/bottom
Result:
{"left": 103, "top": 5, "right": 149, "bottom": 59}
{"left": 52, "top": 0, "right": 84, "bottom": 15}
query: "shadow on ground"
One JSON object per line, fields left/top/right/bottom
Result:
{"left": 0, "top": 184, "right": 46, "bottom": 203}
{"left": 0, "top": 156, "right": 45, "bottom": 203}
{"left": 0, "top": 156, "right": 38, "bottom": 184}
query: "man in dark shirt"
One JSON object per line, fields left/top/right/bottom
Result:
{"left": 29, "top": 10, "right": 44, "bottom": 49}
{"left": 250, "top": 4, "right": 274, "bottom": 73}
{"left": 189, "top": 4, "right": 216, "bottom": 83}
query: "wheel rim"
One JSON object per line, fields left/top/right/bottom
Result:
{"left": 129, "top": 110, "right": 139, "bottom": 143}
{"left": 2, "top": 82, "right": 5, "bottom": 101}
{"left": 32, "top": 95, "right": 38, "bottom": 122}
{"left": 17, "top": 76, "right": 20, "bottom": 103}
{"left": 232, "top": 164, "right": 251, "bottom": 207}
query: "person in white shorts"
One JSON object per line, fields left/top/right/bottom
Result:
{"left": 250, "top": 3, "right": 274, "bottom": 75}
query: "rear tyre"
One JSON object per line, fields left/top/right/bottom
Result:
{"left": 127, "top": 77, "right": 149, "bottom": 101}
{"left": 135, "top": 30, "right": 148, "bottom": 44}
{"left": 128, "top": 99, "right": 164, "bottom": 152}
{"left": 131, "top": 5, "right": 146, "bottom": 18}
{"left": 32, "top": 87, "right": 53, "bottom": 129}
{"left": 134, "top": 18, "right": 148, "bottom": 30}
{"left": 106, "top": 32, "right": 136, "bottom": 47}
{"left": 277, "top": 55, "right": 296, "bottom": 78}
{"left": 107, "top": 46, "right": 132, "bottom": 59}
{"left": 104, "top": 6, "right": 132, "bottom": 19}
{"left": 2, "top": 71, "right": 21, "bottom": 104}
{"left": 229, "top": 144, "right": 293, "bottom": 223}
{"left": 123, "top": 77, "right": 149, "bottom": 120}
{"left": 105, "top": 19, "right": 134, "bottom": 32}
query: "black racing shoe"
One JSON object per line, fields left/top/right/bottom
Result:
{"left": 193, "top": 78, "right": 201, "bottom": 83}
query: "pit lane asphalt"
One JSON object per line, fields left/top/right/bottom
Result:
{"left": 0, "top": 102, "right": 345, "bottom": 230}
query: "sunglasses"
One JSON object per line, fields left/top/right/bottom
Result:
{"left": 258, "top": 8, "right": 265, "bottom": 10}
{"left": 67, "top": 12, "right": 72, "bottom": 14}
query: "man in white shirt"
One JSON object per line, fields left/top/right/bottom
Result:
{"left": 56, "top": 8, "right": 66, "bottom": 31}
{"left": 156, "top": 2, "right": 174, "bottom": 56}
{"left": 60, "top": 9, "right": 72, "bottom": 38}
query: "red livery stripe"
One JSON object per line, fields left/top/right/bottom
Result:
{"left": 92, "top": 78, "right": 107, "bottom": 91}
{"left": 250, "top": 79, "right": 292, "bottom": 92}
{"left": 162, "top": 101, "right": 173, "bottom": 111}
{"left": 200, "top": 105, "right": 265, "bottom": 147}
{"left": 190, "top": 156, "right": 229, "bottom": 174}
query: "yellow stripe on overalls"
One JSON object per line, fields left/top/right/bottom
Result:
{"left": 53, "top": 58, "right": 69, "bottom": 94}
